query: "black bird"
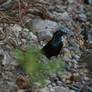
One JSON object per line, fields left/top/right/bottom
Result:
{"left": 42, "top": 29, "right": 67, "bottom": 59}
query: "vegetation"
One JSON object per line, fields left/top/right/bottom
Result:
{"left": 10, "top": 47, "right": 65, "bottom": 86}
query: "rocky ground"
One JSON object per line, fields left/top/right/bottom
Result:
{"left": 0, "top": 0, "right": 92, "bottom": 92}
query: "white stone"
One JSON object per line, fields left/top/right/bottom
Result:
{"left": 17, "top": 89, "right": 25, "bottom": 92}
{"left": 28, "top": 18, "right": 59, "bottom": 34}
{"left": 29, "top": 32, "right": 37, "bottom": 41}
{"left": 2, "top": 51, "right": 18, "bottom": 66}
{"left": 10, "top": 24, "right": 22, "bottom": 32}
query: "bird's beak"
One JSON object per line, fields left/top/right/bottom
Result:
{"left": 61, "top": 31, "right": 67, "bottom": 36}
{"left": 63, "top": 32, "right": 67, "bottom": 35}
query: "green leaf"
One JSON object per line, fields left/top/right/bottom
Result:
{"left": 10, "top": 47, "right": 65, "bottom": 86}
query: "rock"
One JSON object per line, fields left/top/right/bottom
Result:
{"left": 72, "top": 59, "right": 77, "bottom": 64}
{"left": 0, "top": 71, "right": 2, "bottom": 78}
{"left": 81, "top": 85, "right": 92, "bottom": 92}
{"left": 55, "top": 87, "right": 63, "bottom": 92}
{"left": 57, "top": 72, "right": 71, "bottom": 82}
{"left": 0, "top": 0, "right": 17, "bottom": 10}
{"left": 65, "top": 62, "right": 73, "bottom": 71}
{"left": 2, "top": 51, "right": 18, "bottom": 66}
{"left": 49, "top": 74, "right": 58, "bottom": 82}
{"left": 50, "top": 88, "right": 55, "bottom": 92}
{"left": 79, "top": 50, "right": 92, "bottom": 72}
{"left": 70, "top": 73, "right": 79, "bottom": 82}
{"left": 76, "top": 5, "right": 85, "bottom": 13}
{"left": 18, "top": 89, "right": 25, "bottom": 92}
{"left": 32, "top": 82, "right": 41, "bottom": 89}
{"left": 69, "top": 90, "right": 75, "bottom": 92}
{"left": 62, "top": 48, "right": 72, "bottom": 58}
{"left": 58, "top": 25, "right": 74, "bottom": 36}
{"left": 57, "top": 81, "right": 63, "bottom": 86}
{"left": 10, "top": 24, "right": 22, "bottom": 32}
{"left": 79, "top": 14, "right": 87, "bottom": 22}
{"left": 70, "top": 86, "right": 80, "bottom": 92}
{"left": 9, "top": 87, "right": 18, "bottom": 92}
{"left": 84, "top": 0, "right": 92, "bottom": 5}
{"left": 70, "top": 72, "right": 84, "bottom": 82}
{"left": 29, "top": 32, "right": 37, "bottom": 41}
{"left": 54, "top": 86, "right": 70, "bottom": 92}
{"left": 25, "top": 90, "right": 32, "bottom": 92}
{"left": 26, "top": 18, "right": 59, "bottom": 34}
{"left": 21, "top": 29, "right": 29, "bottom": 39}
{"left": 38, "top": 31, "right": 52, "bottom": 41}
{"left": 48, "top": 84, "right": 52, "bottom": 88}
{"left": 57, "top": 74, "right": 63, "bottom": 81}
{"left": 0, "top": 49, "right": 4, "bottom": 55}
{"left": 7, "top": 81, "right": 17, "bottom": 87}
{"left": 73, "top": 55, "right": 80, "bottom": 61}
{"left": 52, "top": 83, "right": 56, "bottom": 87}
{"left": 75, "top": 82, "right": 83, "bottom": 89}
{"left": 63, "top": 56, "right": 72, "bottom": 62}
{"left": 0, "top": 79, "right": 18, "bottom": 92}
{"left": 62, "top": 37, "right": 68, "bottom": 47}
{"left": 21, "top": 39, "right": 27, "bottom": 43}
{"left": 26, "top": 18, "right": 74, "bottom": 39}
{"left": 21, "top": 30, "right": 37, "bottom": 41}
{"left": 0, "top": 0, "right": 7, "bottom": 4}
{"left": 16, "top": 75, "right": 30, "bottom": 89}
{"left": 45, "top": 80, "right": 51, "bottom": 85}
{"left": 10, "top": 24, "right": 22, "bottom": 38}
{"left": 54, "top": 12, "right": 72, "bottom": 21}
{"left": 68, "top": 0, "right": 75, "bottom": 4}
{"left": 84, "top": 28, "right": 92, "bottom": 48}
{"left": 33, "top": 87, "right": 49, "bottom": 92}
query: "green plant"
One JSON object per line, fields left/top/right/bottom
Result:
{"left": 10, "top": 47, "right": 65, "bottom": 86}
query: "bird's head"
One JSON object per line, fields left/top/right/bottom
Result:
{"left": 51, "top": 30, "right": 66, "bottom": 47}
{"left": 57, "top": 29, "right": 67, "bottom": 36}
{"left": 57, "top": 24, "right": 74, "bottom": 37}
{"left": 52, "top": 29, "right": 67, "bottom": 41}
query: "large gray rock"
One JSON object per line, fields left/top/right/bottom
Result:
{"left": 79, "top": 50, "right": 92, "bottom": 72}
{"left": 0, "top": 0, "right": 7, "bottom": 4}
{"left": 84, "top": 0, "right": 92, "bottom": 5}
{"left": 86, "top": 28, "right": 92, "bottom": 44}
{"left": 32, "top": 87, "right": 49, "bottom": 92}
{"left": 26, "top": 18, "right": 59, "bottom": 34}
{"left": 68, "top": 0, "right": 75, "bottom": 4}
{"left": 53, "top": 12, "right": 72, "bottom": 22}
{"left": 0, "top": 49, "right": 18, "bottom": 66}
{"left": 0, "top": 0, "right": 16, "bottom": 10}
{"left": 81, "top": 85, "right": 92, "bottom": 92}
{"left": 26, "top": 18, "right": 74, "bottom": 41}
{"left": 84, "top": 28, "right": 92, "bottom": 48}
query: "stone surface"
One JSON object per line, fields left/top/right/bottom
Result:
{"left": 79, "top": 50, "right": 92, "bottom": 72}
{"left": 0, "top": 0, "right": 16, "bottom": 10}
{"left": 54, "top": 86, "right": 70, "bottom": 92}
{"left": 33, "top": 87, "right": 49, "bottom": 92}
{"left": 0, "top": 0, "right": 92, "bottom": 92}
{"left": 79, "top": 14, "right": 87, "bottom": 22}
{"left": 26, "top": 18, "right": 59, "bottom": 34}
{"left": 0, "top": 0, "right": 7, "bottom": 4}
{"left": 54, "top": 12, "right": 72, "bottom": 21}
{"left": 38, "top": 31, "right": 52, "bottom": 41}
{"left": 81, "top": 85, "right": 92, "bottom": 92}
{"left": 2, "top": 51, "right": 18, "bottom": 66}
{"left": 68, "top": 0, "right": 75, "bottom": 4}
{"left": 18, "top": 89, "right": 25, "bottom": 92}
{"left": 84, "top": 0, "right": 92, "bottom": 5}
{"left": 84, "top": 28, "right": 92, "bottom": 48}
{"left": 16, "top": 75, "right": 30, "bottom": 89}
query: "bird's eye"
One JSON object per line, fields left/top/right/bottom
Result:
{"left": 58, "top": 31, "right": 61, "bottom": 34}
